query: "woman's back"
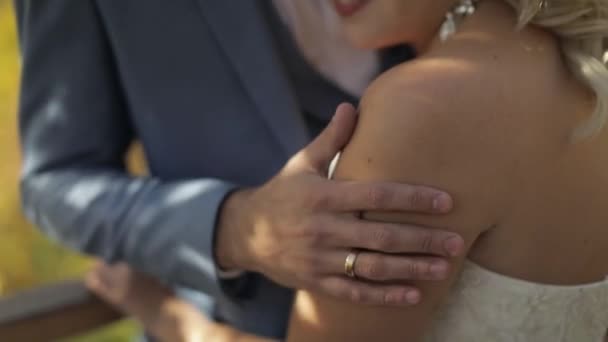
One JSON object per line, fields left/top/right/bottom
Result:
{"left": 426, "top": 5, "right": 608, "bottom": 338}
{"left": 426, "top": 0, "right": 608, "bottom": 288}
{"left": 437, "top": 101, "right": 608, "bottom": 340}
{"left": 468, "top": 129, "right": 608, "bottom": 285}
{"left": 287, "top": 1, "right": 608, "bottom": 341}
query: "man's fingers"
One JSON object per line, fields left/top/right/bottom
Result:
{"left": 327, "top": 181, "right": 453, "bottom": 214}
{"left": 85, "top": 262, "right": 172, "bottom": 321}
{"left": 319, "top": 251, "right": 450, "bottom": 281}
{"left": 325, "top": 218, "right": 464, "bottom": 256}
{"left": 333, "top": 181, "right": 453, "bottom": 213}
{"left": 353, "top": 252, "right": 450, "bottom": 282}
{"left": 318, "top": 276, "right": 421, "bottom": 306}
{"left": 295, "top": 103, "right": 357, "bottom": 173}
{"left": 86, "top": 262, "right": 132, "bottom": 305}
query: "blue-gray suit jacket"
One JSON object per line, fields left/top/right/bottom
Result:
{"left": 15, "top": 0, "right": 315, "bottom": 338}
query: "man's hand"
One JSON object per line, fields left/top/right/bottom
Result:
{"left": 86, "top": 263, "right": 278, "bottom": 342}
{"left": 216, "top": 103, "right": 465, "bottom": 306}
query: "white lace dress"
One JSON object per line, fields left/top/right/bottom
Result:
{"left": 424, "top": 261, "right": 608, "bottom": 342}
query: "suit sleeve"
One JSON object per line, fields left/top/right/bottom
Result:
{"left": 14, "top": 0, "right": 247, "bottom": 299}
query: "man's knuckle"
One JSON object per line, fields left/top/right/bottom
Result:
{"left": 358, "top": 259, "right": 373, "bottom": 278}
{"left": 364, "top": 257, "right": 385, "bottom": 279}
{"left": 330, "top": 281, "right": 348, "bottom": 299}
{"left": 298, "top": 219, "right": 326, "bottom": 241}
{"left": 382, "top": 290, "right": 393, "bottom": 305}
{"left": 307, "top": 281, "right": 324, "bottom": 294}
{"left": 349, "top": 287, "right": 363, "bottom": 303}
{"left": 421, "top": 261, "right": 433, "bottom": 278}
{"left": 305, "top": 255, "right": 324, "bottom": 275}
{"left": 368, "top": 186, "right": 391, "bottom": 209}
{"left": 313, "top": 223, "right": 333, "bottom": 244}
{"left": 420, "top": 232, "right": 435, "bottom": 253}
{"left": 371, "top": 227, "right": 394, "bottom": 250}
{"left": 407, "top": 260, "right": 419, "bottom": 278}
{"left": 309, "top": 188, "right": 331, "bottom": 210}
{"left": 407, "top": 189, "right": 425, "bottom": 209}
{"left": 296, "top": 221, "right": 315, "bottom": 237}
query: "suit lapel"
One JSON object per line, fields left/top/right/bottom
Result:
{"left": 195, "top": 0, "right": 310, "bottom": 157}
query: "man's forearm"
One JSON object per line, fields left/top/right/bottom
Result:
{"left": 21, "top": 168, "right": 238, "bottom": 295}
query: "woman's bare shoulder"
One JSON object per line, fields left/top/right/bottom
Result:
{"left": 342, "top": 52, "right": 584, "bottom": 228}
{"left": 357, "top": 47, "right": 584, "bottom": 162}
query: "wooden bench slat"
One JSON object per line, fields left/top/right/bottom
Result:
{"left": 0, "top": 280, "right": 125, "bottom": 341}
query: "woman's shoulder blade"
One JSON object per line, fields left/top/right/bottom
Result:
{"left": 359, "top": 46, "right": 583, "bottom": 154}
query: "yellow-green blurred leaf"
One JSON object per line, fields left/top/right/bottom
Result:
{"left": 0, "top": 1, "right": 137, "bottom": 340}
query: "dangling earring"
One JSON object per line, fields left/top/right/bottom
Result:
{"left": 439, "top": 0, "right": 481, "bottom": 42}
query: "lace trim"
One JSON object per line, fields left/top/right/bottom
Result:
{"left": 464, "top": 260, "right": 608, "bottom": 291}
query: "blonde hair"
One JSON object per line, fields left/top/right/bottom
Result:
{"left": 503, "top": 0, "right": 608, "bottom": 138}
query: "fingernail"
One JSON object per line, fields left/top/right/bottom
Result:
{"left": 443, "top": 235, "right": 465, "bottom": 256}
{"left": 406, "top": 291, "right": 421, "bottom": 305}
{"left": 432, "top": 193, "right": 452, "bottom": 213}
{"left": 430, "top": 262, "right": 448, "bottom": 280}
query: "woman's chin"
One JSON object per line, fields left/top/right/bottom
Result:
{"left": 343, "top": 30, "right": 391, "bottom": 50}
{"left": 346, "top": 38, "right": 381, "bottom": 50}
{"left": 344, "top": 30, "right": 406, "bottom": 50}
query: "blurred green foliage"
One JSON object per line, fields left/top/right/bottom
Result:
{"left": 0, "top": 1, "right": 138, "bottom": 340}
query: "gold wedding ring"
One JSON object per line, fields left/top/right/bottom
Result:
{"left": 344, "top": 251, "right": 360, "bottom": 278}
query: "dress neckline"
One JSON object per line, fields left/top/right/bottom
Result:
{"left": 464, "top": 259, "right": 608, "bottom": 291}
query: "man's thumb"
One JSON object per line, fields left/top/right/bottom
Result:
{"left": 298, "top": 103, "right": 358, "bottom": 173}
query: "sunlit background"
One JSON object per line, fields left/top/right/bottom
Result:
{"left": 0, "top": 2, "right": 137, "bottom": 340}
